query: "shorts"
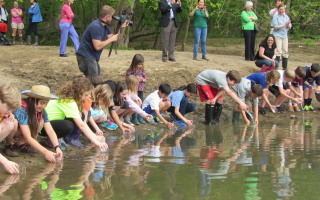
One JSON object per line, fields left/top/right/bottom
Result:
{"left": 11, "top": 22, "right": 24, "bottom": 29}
{"left": 76, "top": 53, "right": 101, "bottom": 77}
{"left": 303, "top": 82, "right": 314, "bottom": 90}
{"left": 196, "top": 83, "right": 223, "bottom": 102}
{"left": 269, "top": 83, "right": 289, "bottom": 97}
{"left": 143, "top": 105, "right": 162, "bottom": 115}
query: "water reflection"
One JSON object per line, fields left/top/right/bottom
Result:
{"left": 1, "top": 118, "right": 320, "bottom": 199}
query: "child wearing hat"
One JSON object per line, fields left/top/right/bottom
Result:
{"left": 5, "top": 85, "right": 63, "bottom": 163}
{"left": 0, "top": 83, "right": 21, "bottom": 174}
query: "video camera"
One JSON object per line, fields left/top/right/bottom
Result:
{"left": 108, "top": 9, "right": 133, "bottom": 57}
{"left": 112, "top": 9, "right": 133, "bottom": 27}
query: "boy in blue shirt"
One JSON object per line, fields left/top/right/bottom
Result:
{"left": 302, "top": 63, "right": 320, "bottom": 111}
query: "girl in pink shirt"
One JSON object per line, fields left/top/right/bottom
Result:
{"left": 59, "top": 0, "right": 79, "bottom": 57}
{"left": 11, "top": 1, "right": 24, "bottom": 44}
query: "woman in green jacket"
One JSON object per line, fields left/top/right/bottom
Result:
{"left": 241, "top": 1, "right": 258, "bottom": 61}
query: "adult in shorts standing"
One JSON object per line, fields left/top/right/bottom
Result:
{"left": 11, "top": 1, "right": 24, "bottom": 44}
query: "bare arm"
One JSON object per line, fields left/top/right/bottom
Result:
{"left": 223, "top": 87, "right": 248, "bottom": 110}
{"left": 153, "top": 109, "right": 174, "bottom": 128}
{"left": 174, "top": 107, "right": 193, "bottom": 127}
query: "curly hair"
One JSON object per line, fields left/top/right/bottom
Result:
{"left": 56, "top": 77, "right": 94, "bottom": 112}
{"left": 264, "top": 70, "right": 280, "bottom": 85}
{"left": 91, "top": 84, "right": 113, "bottom": 115}
{"left": 0, "top": 83, "right": 21, "bottom": 110}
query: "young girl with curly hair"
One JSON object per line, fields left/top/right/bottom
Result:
{"left": 44, "top": 77, "right": 108, "bottom": 151}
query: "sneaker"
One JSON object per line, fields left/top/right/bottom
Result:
{"left": 4, "top": 144, "right": 19, "bottom": 157}
{"left": 146, "top": 117, "right": 157, "bottom": 124}
{"left": 276, "top": 106, "right": 284, "bottom": 113}
{"left": 308, "top": 105, "right": 315, "bottom": 112}
{"left": 101, "top": 120, "right": 118, "bottom": 130}
{"left": 259, "top": 107, "right": 266, "bottom": 115}
{"left": 288, "top": 105, "right": 294, "bottom": 112}
{"left": 59, "top": 138, "right": 69, "bottom": 148}
{"left": 193, "top": 57, "right": 201, "bottom": 61}
{"left": 154, "top": 117, "right": 163, "bottom": 124}
{"left": 303, "top": 105, "right": 309, "bottom": 111}
{"left": 294, "top": 105, "right": 301, "bottom": 112}
{"left": 173, "top": 119, "right": 186, "bottom": 126}
{"left": 119, "top": 117, "right": 124, "bottom": 122}
{"left": 124, "top": 115, "right": 134, "bottom": 126}
{"left": 202, "top": 56, "right": 210, "bottom": 61}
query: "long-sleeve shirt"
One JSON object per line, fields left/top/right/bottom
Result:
{"left": 272, "top": 13, "right": 291, "bottom": 39}
{"left": 60, "top": 4, "right": 74, "bottom": 23}
{"left": 241, "top": 10, "right": 258, "bottom": 30}
{"left": 126, "top": 94, "right": 148, "bottom": 118}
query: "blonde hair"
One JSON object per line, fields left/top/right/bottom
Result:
{"left": 284, "top": 69, "right": 295, "bottom": 79}
{"left": 264, "top": 70, "right": 280, "bottom": 84}
{"left": 125, "top": 75, "right": 139, "bottom": 98}
{"left": 0, "top": 84, "right": 21, "bottom": 110}
{"left": 91, "top": 84, "right": 113, "bottom": 115}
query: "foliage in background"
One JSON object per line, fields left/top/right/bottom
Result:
{"left": 3, "top": 0, "right": 319, "bottom": 47}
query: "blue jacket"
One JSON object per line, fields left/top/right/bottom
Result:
{"left": 28, "top": 3, "right": 43, "bottom": 23}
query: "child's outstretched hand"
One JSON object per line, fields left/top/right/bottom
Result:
{"left": 3, "top": 160, "right": 19, "bottom": 174}
{"left": 166, "top": 122, "right": 174, "bottom": 129}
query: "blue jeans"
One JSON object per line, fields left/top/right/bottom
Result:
{"left": 194, "top": 27, "right": 207, "bottom": 58}
{"left": 59, "top": 22, "right": 80, "bottom": 55}
{"left": 168, "top": 96, "right": 196, "bottom": 121}
{"left": 255, "top": 59, "right": 279, "bottom": 68}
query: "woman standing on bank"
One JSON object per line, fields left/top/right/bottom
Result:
{"left": 0, "top": 0, "right": 8, "bottom": 37}
{"left": 190, "top": 0, "right": 209, "bottom": 61}
{"left": 26, "top": 0, "right": 43, "bottom": 45}
{"left": 272, "top": 4, "right": 291, "bottom": 70}
{"left": 241, "top": 1, "right": 258, "bottom": 61}
{"left": 59, "top": 0, "right": 79, "bottom": 57}
{"left": 11, "top": 1, "right": 24, "bottom": 44}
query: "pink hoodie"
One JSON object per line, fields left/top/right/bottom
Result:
{"left": 60, "top": 4, "right": 74, "bottom": 23}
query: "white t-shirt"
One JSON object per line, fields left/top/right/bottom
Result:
{"left": 274, "top": 70, "right": 291, "bottom": 87}
{"left": 142, "top": 90, "right": 162, "bottom": 110}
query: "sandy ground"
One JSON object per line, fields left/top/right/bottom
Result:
{"left": 0, "top": 38, "right": 319, "bottom": 167}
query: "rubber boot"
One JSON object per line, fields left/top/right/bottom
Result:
{"left": 19, "top": 36, "right": 22, "bottom": 45}
{"left": 213, "top": 103, "right": 223, "bottom": 124}
{"left": 12, "top": 36, "right": 15, "bottom": 45}
{"left": 137, "top": 114, "right": 146, "bottom": 124}
{"left": 282, "top": 58, "right": 288, "bottom": 70}
{"left": 65, "top": 128, "right": 83, "bottom": 147}
{"left": 26, "top": 35, "right": 31, "bottom": 45}
{"left": 34, "top": 36, "right": 39, "bottom": 46}
{"left": 131, "top": 113, "right": 140, "bottom": 125}
{"left": 232, "top": 110, "right": 240, "bottom": 123}
{"left": 205, "top": 104, "right": 213, "bottom": 125}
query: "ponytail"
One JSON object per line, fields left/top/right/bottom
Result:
{"left": 173, "top": 83, "right": 197, "bottom": 94}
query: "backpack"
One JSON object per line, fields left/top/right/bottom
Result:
{"left": 0, "top": 33, "right": 14, "bottom": 45}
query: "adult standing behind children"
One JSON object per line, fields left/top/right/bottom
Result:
{"left": 26, "top": 0, "right": 42, "bottom": 46}
{"left": 11, "top": 1, "right": 24, "bottom": 45}
{"left": 59, "top": 0, "right": 79, "bottom": 57}
{"left": 195, "top": 70, "right": 248, "bottom": 124}
{"left": 241, "top": 1, "right": 258, "bottom": 61}
{"left": 272, "top": 4, "right": 291, "bottom": 70}
{"left": 159, "top": 0, "right": 182, "bottom": 62}
{"left": 76, "top": 5, "right": 129, "bottom": 77}
{"left": 189, "top": 0, "right": 209, "bottom": 61}
{"left": 269, "top": 0, "right": 282, "bottom": 33}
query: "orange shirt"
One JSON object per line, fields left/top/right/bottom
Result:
{"left": 83, "top": 96, "right": 92, "bottom": 112}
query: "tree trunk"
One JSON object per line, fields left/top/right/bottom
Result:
{"left": 114, "top": 0, "right": 135, "bottom": 47}
{"left": 286, "top": 0, "right": 291, "bottom": 15}
{"left": 182, "top": 1, "right": 193, "bottom": 51}
{"left": 153, "top": 32, "right": 161, "bottom": 50}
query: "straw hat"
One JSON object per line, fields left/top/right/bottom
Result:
{"left": 21, "top": 85, "right": 59, "bottom": 100}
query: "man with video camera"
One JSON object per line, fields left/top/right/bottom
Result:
{"left": 159, "top": 0, "right": 182, "bottom": 62}
{"left": 76, "top": 5, "right": 129, "bottom": 77}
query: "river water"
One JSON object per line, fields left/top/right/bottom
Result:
{"left": 1, "top": 117, "right": 320, "bottom": 199}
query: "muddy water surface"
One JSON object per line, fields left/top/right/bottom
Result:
{"left": 1, "top": 116, "right": 320, "bottom": 200}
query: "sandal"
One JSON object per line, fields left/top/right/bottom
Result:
{"left": 4, "top": 144, "right": 19, "bottom": 157}
{"left": 18, "top": 143, "right": 32, "bottom": 153}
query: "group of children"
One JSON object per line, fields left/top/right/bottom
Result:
{"left": 0, "top": 50, "right": 319, "bottom": 174}
{"left": 0, "top": 53, "right": 198, "bottom": 174}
